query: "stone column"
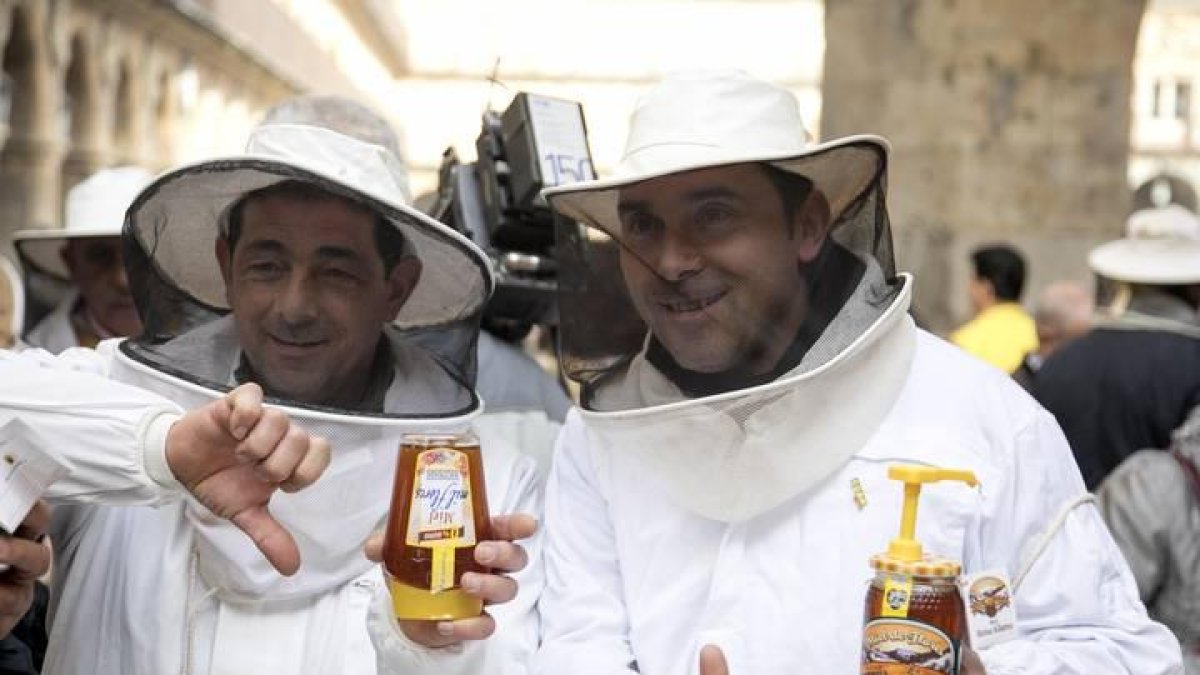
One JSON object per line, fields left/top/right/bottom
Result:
{"left": 822, "top": 0, "right": 1147, "bottom": 331}
{"left": 0, "top": 2, "right": 65, "bottom": 247}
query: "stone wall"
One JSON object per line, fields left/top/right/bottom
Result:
{"left": 0, "top": 0, "right": 300, "bottom": 250}
{"left": 823, "top": 0, "right": 1147, "bottom": 331}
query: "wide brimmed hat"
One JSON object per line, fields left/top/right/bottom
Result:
{"left": 14, "top": 166, "right": 154, "bottom": 280}
{"left": 125, "top": 124, "right": 493, "bottom": 329}
{"left": 1089, "top": 204, "right": 1200, "bottom": 284}
{"left": 542, "top": 70, "right": 890, "bottom": 234}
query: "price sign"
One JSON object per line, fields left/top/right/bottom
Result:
{"left": 526, "top": 94, "right": 596, "bottom": 189}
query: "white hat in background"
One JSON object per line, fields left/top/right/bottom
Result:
{"left": 1089, "top": 204, "right": 1200, "bottom": 285}
{"left": 13, "top": 166, "right": 154, "bottom": 280}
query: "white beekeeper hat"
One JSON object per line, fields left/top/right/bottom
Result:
{"left": 543, "top": 69, "right": 889, "bottom": 235}
{"left": 125, "top": 123, "right": 492, "bottom": 328}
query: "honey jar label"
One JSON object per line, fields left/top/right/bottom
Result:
{"left": 959, "top": 570, "right": 1018, "bottom": 649}
{"left": 861, "top": 618, "right": 961, "bottom": 674}
{"left": 879, "top": 575, "right": 913, "bottom": 618}
{"left": 406, "top": 448, "right": 476, "bottom": 592}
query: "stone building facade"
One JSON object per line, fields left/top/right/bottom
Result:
{"left": 0, "top": 0, "right": 1182, "bottom": 333}
{"left": 0, "top": 0, "right": 406, "bottom": 250}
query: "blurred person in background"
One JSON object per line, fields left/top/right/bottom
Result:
{"left": 1097, "top": 404, "right": 1200, "bottom": 674}
{"left": 1035, "top": 204, "right": 1200, "bottom": 489}
{"left": 13, "top": 167, "right": 153, "bottom": 352}
{"left": 951, "top": 243, "right": 1038, "bottom": 373}
{"left": 1012, "top": 280, "right": 1093, "bottom": 391}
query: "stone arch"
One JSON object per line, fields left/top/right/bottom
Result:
{"left": 0, "top": 2, "right": 62, "bottom": 244}
{"left": 1132, "top": 172, "right": 1199, "bottom": 212}
{"left": 2, "top": 4, "right": 39, "bottom": 147}
{"left": 112, "top": 58, "right": 137, "bottom": 164}
{"left": 61, "top": 31, "right": 106, "bottom": 190}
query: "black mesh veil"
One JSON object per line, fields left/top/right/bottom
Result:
{"left": 551, "top": 140, "right": 902, "bottom": 411}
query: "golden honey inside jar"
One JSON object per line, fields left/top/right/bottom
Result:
{"left": 382, "top": 432, "right": 491, "bottom": 621}
{"left": 861, "top": 555, "right": 968, "bottom": 674}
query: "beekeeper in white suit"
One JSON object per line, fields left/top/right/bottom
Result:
{"left": 14, "top": 166, "right": 152, "bottom": 351}
{"left": 1, "top": 122, "right": 540, "bottom": 674}
{"left": 533, "top": 70, "right": 1182, "bottom": 674}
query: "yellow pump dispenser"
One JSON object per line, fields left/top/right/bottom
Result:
{"left": 860, "top": 464, "right": 981, "bottom": 675}
{"left": 885, "top": 465, "right": 979, "bottom": 563}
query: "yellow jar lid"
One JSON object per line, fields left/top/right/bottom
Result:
{"left": 869, "top": 552, "right": 962, "bottom": 578}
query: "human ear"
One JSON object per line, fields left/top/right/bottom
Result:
{"left": 385, "top": 257, "right": 422, "bottom": 316}
{"left": 215, "top": 237, "right": 234, "bottom": 305}
{"left": 60, "top": 242, "right": 79, "bottom": 278}
{"left": 794, "top": 190, "right": 832, "bottom": 263}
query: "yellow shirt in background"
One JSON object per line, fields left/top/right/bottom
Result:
{"left": 950, "top": 302, "right": 1038, "bottom": 373}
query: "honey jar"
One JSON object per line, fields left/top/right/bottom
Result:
{"left": 860, "top": 466, "right": 978, "bottom": 674}
{"left": 382, "top": 432, "right": 491, "bottom": 621}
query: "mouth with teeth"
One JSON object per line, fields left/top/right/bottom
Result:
{"left": 658, "top": 290, "right": 727, "bottom": 314}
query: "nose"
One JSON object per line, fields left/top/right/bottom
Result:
{"left": 276, "top": 272, "right": 319, "bottom": 325}
{"left": 111, "top": 264, "right": 131, "bottom": 294}
{"left": 655, "top": 229, "right": 702, "bottom": 282}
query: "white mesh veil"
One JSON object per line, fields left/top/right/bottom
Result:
{"left": 551, "top": 143, "right": 902, "bottom": 410}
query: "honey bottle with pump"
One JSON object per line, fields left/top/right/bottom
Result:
{"left": 382, "top": 432, "right": 492, "bottom": 621}
{"left": 861, "top": 465, "right": 978, "bottom": 675}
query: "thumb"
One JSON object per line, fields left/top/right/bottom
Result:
{"left": 230, "top": 504, "right": 301, "bottom": 576}
{"left": 699, "top": 645, "right": 729, "bottom": 675}
{"left": 225, "top": 383, "right": 264, "bottom": 441}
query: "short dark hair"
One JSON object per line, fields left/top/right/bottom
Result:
{"left": 972, "top": 244, "right": 1026, "bottom": 302}
{"left": 223, "top": 180, "right": 409, "bottom": 276}
{"left": 759, "top": 164, "right": 814, "bottom": 219}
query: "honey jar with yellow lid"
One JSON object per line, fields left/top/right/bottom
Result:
{"left": 861, "top": 465, "right": 978, "bottom": 675}
{"left": 382, "top": 432, "right": 492, "bottom": 621}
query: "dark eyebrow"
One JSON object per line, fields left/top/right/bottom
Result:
{"left": 617, "top": 187, "right": 746, "bottom": 216}
{"left": 617, "top": 199, "right": 651, "bottom": 216}
{"left": 682, "top": 186, "right": 745, "bottom": 204}
{"left": 315, "top": 246, "right": 367, "bottom": 265}
{"left": 240, "top": 240, "right": 286, "bottom": 256}
{"left": 238, "top": 240, "right": 364, "bottom": 265}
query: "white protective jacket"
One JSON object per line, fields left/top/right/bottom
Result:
{"left": 23, "top": 291, "right": 78, "bottom": 354}
{"left": 534, "top": 327, "right": 1183, "bottom": 674}
{"left": 0, "top": 343, "right": 541, "bottom": 675}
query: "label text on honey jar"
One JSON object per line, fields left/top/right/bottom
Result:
{"left": 861, "top": 618, "right": 960, "bottom": 674}
{"left": 406, "top": 449, "right": 476, "bottom": 592}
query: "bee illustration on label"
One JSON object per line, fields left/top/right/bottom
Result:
{"left": 885, "top": 587, "right": 910, "bottom": 611}
{"left": 968, "top": 576, "right": 1012, "bottom": 618}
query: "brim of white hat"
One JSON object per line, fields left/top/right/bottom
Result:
{"left": 1088, "top": 238, "right": 1200, "bottom": 285}
{"left": 127, "top": 156, "right": 493, "bottom": 329}
{"left": 12, "top": 228, "right": 124, "bottom": 281}
{"left": 543, "top": 134, "right": 889, "bottom": 236}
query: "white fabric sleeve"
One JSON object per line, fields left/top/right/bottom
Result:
{"left": 972, "top": 410, "right": 1184, "bottom": 675}
{"left": 531, "top": 412, "right": 639, "bottom": 675}
{"left": 368, "top": 438, "right": 545, "bottom": 675}
{"left": 0, "top": 343, "right": 184, "bottom": 505}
